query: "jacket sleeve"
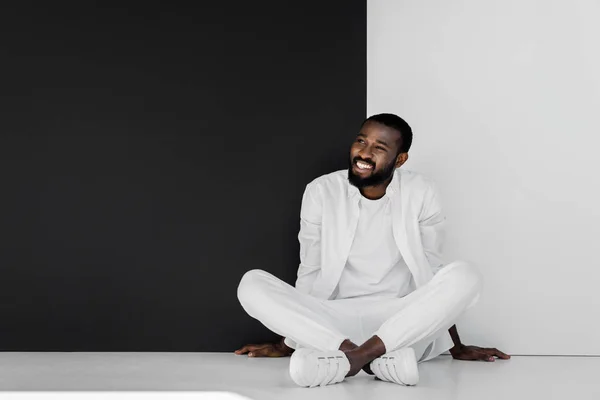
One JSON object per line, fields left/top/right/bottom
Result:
{"left": 295, "top": 181, "right": 323, "bottom": 294}
{"left": 418, "top": 181, "right": 447, "bottom": 275}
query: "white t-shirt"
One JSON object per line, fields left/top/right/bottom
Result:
{"left": 334, "top": 192, "right": 413, "bottom": 299}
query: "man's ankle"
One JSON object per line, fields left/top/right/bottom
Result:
{"left": 356, "top": 335, "right": 387, "bottom": 361}
{"left": 341, "top": 336, "right": 387, "bottom": 377}
{"left": 338, "top": 339, "right": 359, "bottom": 352}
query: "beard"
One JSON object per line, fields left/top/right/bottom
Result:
{"left": 347, "top": 156, "right": 397, "bottom": 189}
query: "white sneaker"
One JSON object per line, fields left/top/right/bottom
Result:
{"left": 289, "top": 348, "right": 351, "bottom": 388}
{"left": 370, "top": 347, "right": 419, "bottom": 386}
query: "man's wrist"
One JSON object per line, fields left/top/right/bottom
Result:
{"left": 277, "top": 337, "right": 294, "bottom": 354}
{"left": 448, "top": 325, "right": 463, "bottom": 356}
{"left": 449, "top": 343, "right": 464, "bottom": 356}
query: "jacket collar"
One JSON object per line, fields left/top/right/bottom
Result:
{"left": 346, "top": 168, "right": 400, "bottom": 200}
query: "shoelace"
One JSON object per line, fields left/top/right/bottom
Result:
{"left": 374, "top": 357, "right": 398, "bottom": 382}
{"left": 313, "top": 355, "right": 346, "bottom": 387}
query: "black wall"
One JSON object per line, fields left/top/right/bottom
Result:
{"left": 0, "top": 2, "right": 366, "bottom": 351}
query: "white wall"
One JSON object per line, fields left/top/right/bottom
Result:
{"left": 368, "top": 0, "right": 600, "bottom": 355}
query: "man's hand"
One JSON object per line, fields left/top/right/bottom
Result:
{"left": 234, "top": 338, "right": 294, "bottom": 358}
{"left": 449, "top": 344, "right": 511, "bottom": 362}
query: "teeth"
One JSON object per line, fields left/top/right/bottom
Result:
{"left": 356, "top": 161, "right": 373, "bottom": 169}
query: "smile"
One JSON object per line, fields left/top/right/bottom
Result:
{"left": 355, "top": 161, "right": 374, "bottom": 170}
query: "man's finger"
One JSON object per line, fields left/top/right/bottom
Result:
{"left": 464, "top": 350, "right": 494, "bottom": 362}
{"left": 491, "top": 348, "right": 511, "bottom": 360}
{"left": 248, "top": 347, "right": 272, "bottom": 357}
{"left": 479, "top": 352, "right": 495, "bottom": 362}
{"left": 234, "top": 346, "right": 250, "bottom": 354}
{"left": 481, "top": 348, "right": 510, "bottom": 360}
{"left": 234, "top": 345, "right": 261, "bottom": 354}
{"left": 235, "top": 343, "right": 272, "bottom": 354}
{"left": 454, "top": 351, "right": 484, "bottom": 361}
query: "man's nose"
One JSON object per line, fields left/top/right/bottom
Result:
{"left": 358, "top": 148, "right": 374, "bottom": 160}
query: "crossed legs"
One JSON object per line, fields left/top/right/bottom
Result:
{"left": 237, "top": 261, "right": 482, "bottom": 383}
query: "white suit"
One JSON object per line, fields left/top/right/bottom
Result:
{"left": 238, "top": 168, "right": 482, "bottom": 361}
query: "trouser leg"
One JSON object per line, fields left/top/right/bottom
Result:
{"left": 237, "top": 269, "right": 348, "bottom": 351}
{"left": 374, "top": 261, "right": 483, "bottom": 353}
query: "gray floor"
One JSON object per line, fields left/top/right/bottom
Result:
{"left": 1, "top": 353, "right": 599, "bottom": 400}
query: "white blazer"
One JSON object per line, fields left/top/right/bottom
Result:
{"left": 293, "top": 167, "right": 454, "bottom": 356}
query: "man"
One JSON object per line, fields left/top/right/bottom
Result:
{"left": 235, "top": 113, "right": 509, "bottom": 388}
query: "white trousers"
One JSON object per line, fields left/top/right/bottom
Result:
{"left": 237, "top": 261, "right": 482, "bottom": 362}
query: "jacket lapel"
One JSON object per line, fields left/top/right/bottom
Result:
{"left": 392, "top": 170, "right": 430, "bottom": 288}
{"left": 312, "top": 181, "right": 360, "bottom": 299}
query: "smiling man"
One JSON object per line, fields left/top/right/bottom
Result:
{"left": 235, "top": 113, "right": 509, "bottom": 388}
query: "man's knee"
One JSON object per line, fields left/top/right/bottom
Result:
{"left": 443, "top": 261, "right": 483, "bottom": 296}
{"left": 237, "top": 269, "right": 270, "bottom": 307}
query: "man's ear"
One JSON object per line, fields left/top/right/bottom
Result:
{"left": 395, "top": 152, "right": 409, "bottom": 168}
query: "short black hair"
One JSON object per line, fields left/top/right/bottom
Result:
{"left": 362, "top": 113, "right": 413, "bottom": 154}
